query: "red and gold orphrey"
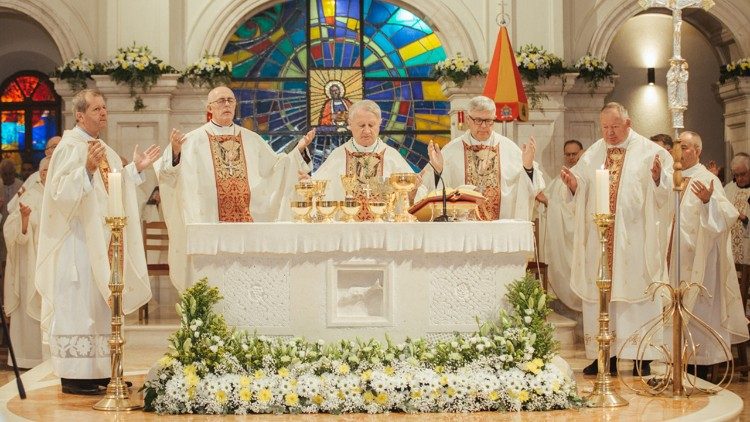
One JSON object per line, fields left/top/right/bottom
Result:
{"left": 345, "top": 149, "right": 385, "bottom": 221}
{"left": 207, "top": 132, "right": 253, "bottom": 222}
{"left": 604, "top": 147, "right": 626, "bottom": 272}
{"left": 463, "top": 143, "right": 501, "bottom": 220}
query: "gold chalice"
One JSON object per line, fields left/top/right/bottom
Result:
{"left": 313, "top": 180, "right": 328, "bottom": 198}
{"left": 290, "top": 200, "right": 312, "bottom": 223}
{"left": 341, "top": 200, "right": 361, "bottom": 222}
{"left": 368, "top": 201, "right": 387, "bottom": 222}
{"left": 317, "top": 200, "right": 340, "bottom": 222}
{"left": 341, "top": 175, "right": 357, "bottom": 200}
{"left": 388, "top": 172, "right": 418, "bottom": 222}
{"left": 294, "top": 180, "right": 316, "bottom": 201}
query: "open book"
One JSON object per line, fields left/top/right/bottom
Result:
{"left": 408, "top": 185, "right": 485, "bottom": 221}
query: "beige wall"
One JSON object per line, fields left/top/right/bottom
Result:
{"left": 0, "top": 12, "right": 61, "bottom": 83}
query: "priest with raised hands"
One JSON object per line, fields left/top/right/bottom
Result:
{"left": 3, "top": 157, "right": 50, "bottom": 369}
{"left": 666, "top": 130, "right": 749, "bottom": 379}
{"left": 35, "top": 89, "right": 160, "bottom": 395}
{"left": 156, "top": 86, "right": 315, "bottom": 290}
{"left": 561, "top": 102, "right": 673, "bottom": 376}
{"left": 417, "top": 95, "right": 544, "bottom": 221}
{"left": 311, "top": 99, "right": 414, "bottom": 220}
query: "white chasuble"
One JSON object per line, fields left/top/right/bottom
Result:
{"left": 568, "top": 129, "right": 673, "bottom": 359}
{"left": 156, "top": 122, "right": 309, "bottom": 291}
{"left": 417, "top": 131, "right": 543, "bottom": 221}
{"left": 36, "top": 127, "right": 151, "bottom": 379}
{"left": 666, "top": 164, "right": 749, "bottom": 365}
{"left": 3, "top": 179, "right": 44, "bottom": 368}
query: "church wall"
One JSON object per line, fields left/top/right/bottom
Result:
{"left": 607, "top": 14, "right": 725, "bottom": 166}
{"left": 0, "top": 13, "right": 61, "bottom": 83}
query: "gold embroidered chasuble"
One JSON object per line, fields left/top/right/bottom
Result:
{"left": 344, "top": 149, "right": 385, "bottom": 221}
{"left": 728, "top": 187, "right": 750, "bottom": 263}
{"left": 604, "top": 147, "right": 626, "bottom": 272}
{"left": 463, "top": 143, "right": 501, "bottom": 220}
{"left": 207, "top": 131, "right": 253, "bottom": 222}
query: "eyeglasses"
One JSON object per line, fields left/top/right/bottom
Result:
{"left": 210, "top": 97, "right": 237, "bottom": 106}
{"left": 468, "top": 116, "right": 495, "bottom": 127}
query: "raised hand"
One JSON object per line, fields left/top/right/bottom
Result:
{"left": 133, "top": 144, "right": 162, "bottom": 172}
{"left": 298, "top": 128, "right": 316, "bottom": 152}
{"left": 20, "top": 202, "right": 30, "bottom": 234}
{"left": 86, "top": 140, "right": 106, "bottom": 173}
{"left": 560, "top": 166, "right": 578, "bottom": 195}
{"left": 427, "top": 140, "right": 444, "bottom": 174}
{"left": 691, "top": 179, "right": 714, "bottom": 204}
{"left": 706, "top": 160, "right": 720, "bottom": 176}
{"left": 521, "top": 136, "right": 537, "bottom": 169}
{"left": 297, "top": 169, "right": 311, "bottom": 181}
{"left": 651, "top": 154, "right": 662, "bottom": 185}
{"left": 169, "top": 128, "right": 186, "bottom": 155}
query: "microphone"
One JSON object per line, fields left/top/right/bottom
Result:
{"left": 430, "top": 164, "right": 451, "bottom": 222}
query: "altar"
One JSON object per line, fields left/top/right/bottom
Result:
{"left": 186, "top": 220, "right": 534, "bottom": 342}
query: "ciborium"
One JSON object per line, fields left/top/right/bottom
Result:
{"left": 341, "top": 175, "right": 357, "bottom": 200}
{"left": 341, "top": 199, "right": 361, "bottom": 222}
{"left": 290, "top": 200, "right": 312, "bottom": 223}
{"left": 294, "top": 180, "right": 316, "bottom": 201}
{"left": 369, "top": 201, "right": 387, "bottom": 222}
{"left": 389, "top": 173, "right": 418, "bottom": 222}
{"left": 317, "top": 200, "right": 340, "bottom": 222}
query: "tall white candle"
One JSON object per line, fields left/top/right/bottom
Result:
{"left": 595, "top": 169, "right": 610, "bottom": 214}
{"left": 108, "top": 172, "right": 123, "bottom": 217}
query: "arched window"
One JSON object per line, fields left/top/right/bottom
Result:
{"left": 0, "top": 71, "right": 61, "bottom": 166}
{"left": 223, "top": 0, "right": 450, "bottom": 170}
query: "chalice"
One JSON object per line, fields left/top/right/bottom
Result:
{"left": 317, "top": 200, "right": 340, "bottom": 223}
{"left": 368, "top": 201, "right": 387, "bottom": 222}
{"left": 341, "top": 175, "right": 357, "bottom": 200}
{"left": 389, "top": 173, "right": 418, "bottom": 222}
{"left": 290, "top": 200, "right": 312, "bottom": 223}
{"left": 341, "top": 199, "right": 361, "bottom": 222}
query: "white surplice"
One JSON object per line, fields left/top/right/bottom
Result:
{"left": 312, "top": 138, "right": 414, "bottom": 200}
{"left": 539, "top": 176, "right": 582, "bottom": 311}
{"left": 3, "top": 179, "right": 44, "bottom": 368}
{"left": 723, "top": 181, "right": 750, "bottom": 264}
{"left": 667, "top": 164, "right": 749, "bottom": 365}
{"left": 156, "top": 122, "right": 309, "bottom": 291}
{"left": 417, "top": 131, "right": 544, "bottom": 221}
{"left": 35, "top": 127, "right": 151, "bottom": 379}
{"left": 568, "top": 129, "right": 673, "bottom": 359}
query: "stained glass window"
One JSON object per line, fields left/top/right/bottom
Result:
{"left": 223, "top": 0, "right": 449, "bottom": 170}
{"left": 0, "top": 71, "right": 61, "bottom": 167}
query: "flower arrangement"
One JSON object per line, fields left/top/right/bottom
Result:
{"left": 143, "top": 275, "right": 580, "bottom": 415}
{"left": 719, "top": 57, "right": 750, "bottom": 84}
{"left": 432, "top": 53, "right": 486, "bottom": 87}
{"left": 574, "top": 53, "right": 615, "bottom": 89}
{"left": 51, "top": 52, "right": 99, "bottom": 91}
{"left": 179, "top": 53, "right": 233, "bottom": 88}
{"left": 515, "top": 45, "right": 565, "bottom": 83}
{"left": 102, "top": 43, "right": 176, "bottom": 111}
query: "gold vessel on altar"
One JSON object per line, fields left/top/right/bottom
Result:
{"left": 341, "top": 199, "right": 360, "bottom": 222}
{"left": 290, "top": 200, "right": 312, "bottom": 223}
{"left": 389, "top": 173, "right": 417, "bottom": 222}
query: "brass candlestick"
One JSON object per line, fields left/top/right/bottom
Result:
{"left": 585, "top": 213, "right": 628, "bottom": 408}
{"left": 94, "top": 216, "right": 141, "bottom": 411}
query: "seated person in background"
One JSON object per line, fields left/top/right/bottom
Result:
{"left": 418, "top": 95, "right": 544, "bottom": 221}
{"left": 312, "top": 99, "right": 414, "bottom": 221}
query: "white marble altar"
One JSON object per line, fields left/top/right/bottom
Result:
{"left": 186, "top": 220, "right": 534, "bottom": 342}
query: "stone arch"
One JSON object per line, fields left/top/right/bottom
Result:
{"left": 0, "top": 0, "right": 93, "bottom": 60}
{"left": 188, "top": 0, "right": 479, "bottom": 63}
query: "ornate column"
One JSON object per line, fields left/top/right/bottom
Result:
{"left": 716, "top": 78, "right": 750, "bottom": 159}
{"left": 439, "top": 75, "right": 486, "bottom": 140}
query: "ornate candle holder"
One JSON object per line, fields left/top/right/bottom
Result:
{"left": 389, "top": 173, "right": 418, "bottom": 222}
{"left": 585, "top": 212, "right": 628, "bottom": 408}
{"left": 94, "top": 216, "right": 141, "bottom": 411}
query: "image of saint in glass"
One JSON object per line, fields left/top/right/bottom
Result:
{"left": 319, "top": 80, "right": 353, "bottom": 129}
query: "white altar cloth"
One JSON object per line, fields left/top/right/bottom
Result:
{"left": 186, "top": 220, "right": 534, "bottom": 342}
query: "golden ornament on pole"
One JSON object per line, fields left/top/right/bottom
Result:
{"left": 93, "top": 216, "right": 141, "bottom": 412}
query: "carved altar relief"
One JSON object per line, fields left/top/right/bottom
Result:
{"left": 327, "top": 259, "right": 394, "bottom": 327}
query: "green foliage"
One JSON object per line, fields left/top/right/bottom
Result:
{"left": 720, "top": 58, "right": 750, "bottom": 84}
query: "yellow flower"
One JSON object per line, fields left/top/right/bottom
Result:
{"left": 122, "top": 62, "right": 129, "bottom": 69}
{"left": 488, "top": 390, "right": 499, "bottom": 401}
{"left": 410, "top": 390, "right": 422, "bottom": 399}
{"left": 135, "top": 63, "right": 145, "bottom": 70}
{"left": 239, "top": 376, "right": 251, "bottom": 387}
{"left": 187, "top": 386, "right": 196, "bottom": 399}
{"left": 157, "top": 355, "right": 174, "bottom": 367}
{"left": 384, "top": 366, "right": 395, "bottom": 376}
{"left": 375, "top": 392, "right": 388, "bottom": 405}
{"left": 215, "top": 390, "right": 228, "bottom": 404}
{"left": 435, "top": 365, "right": 444, "bottom": 374}
{"left": 518, "top": 390, "right": 530, "bottom": 402}
{"left": 532, "top": 358, "right": 544, "bottom": 367}
{"left": 254, "top": 369, "right": 265, "bottom": 380}
{"left": 185, "top": 373, "right": 199, "bottom": 387}
{"left": 446, "top": 387, "right": 456, "bottom": 397}
{"left": 184, "top": 364, "right": 196, "bottom": 375}
{"left": 258, "top": 388, "right": 273, "bottom": 403}
{"left": 278, "top": 367, "right": 290, "bottom": 378}
{"left": 439, "top": 375, "right": 448, "bottom": 386}
{"left": 431, "top": 389, "right": 440, "bottom": 399}
{"left": 239, "top": 388, "right": 252, "bottom": 402}
{"left": 552, "top": 381, "right": 560, "bottom": 392}
{"left": 337, "top": 363, "right": 350, "bottom": 375}
{"left": 527, "top": 63, "right": 537, "bottom": 70}
{"left": 284, "top": 393, "right": 299, "bottom": 406}
{"left": 312, "top": 394, "right": 325, "bottom": 405}
{"left": 360, "top": 369, "right": 373, "bottom": 381}
{"left": 363, "top": 390, "right": 375, "bottom": 403}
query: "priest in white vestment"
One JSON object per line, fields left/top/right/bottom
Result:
{"left": 665, "top": 131, "right": 749, "bottom": 378}
{"left": 156, "top": 86, "right": 314, "bottom": 291}
{"left": 7, "top": 137, "right": 60, "bottom": 214}
{"left": 2, "top": 157, "right": 49, "bottom": 368}
{"left": 724, "top": 153, "right": 750, "bottom": 265}
{"left": 418, "top": 95, "right": 544, "bottom": 221}
{"left": 312, "top": 99, "right": 414, "bottom": 220}
{"left": 35, "top": 89, "right": 159, "bottom": 395}
{"left": 561, "top": 102, "right": 673, "bottom": 376}
{"left": 537, "top": 140, "right": 584, "bottom": 312}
